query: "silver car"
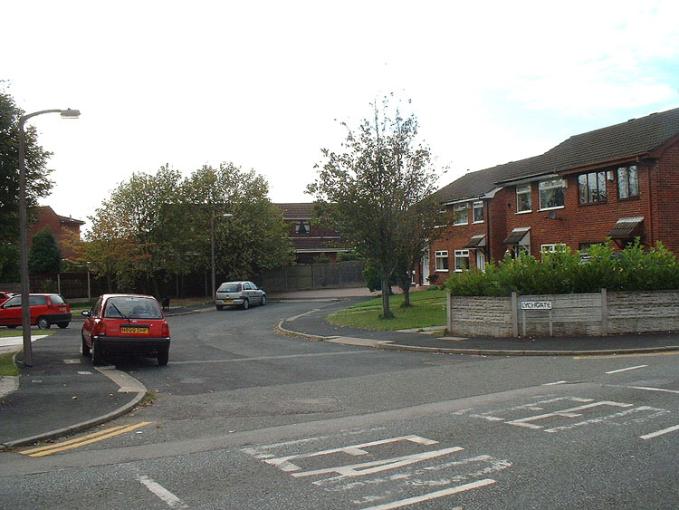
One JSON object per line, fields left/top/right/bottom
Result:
{"left": 215, "top": 281, "right": 267, "bottom": 310}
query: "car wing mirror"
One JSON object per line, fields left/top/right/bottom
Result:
{"left": 81, "top": 310, "right": 91, "bottom": 318}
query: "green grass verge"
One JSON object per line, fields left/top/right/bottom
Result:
{"left": 0, "top": 352, "right": 18, "bottom": 376}
{"left": 327, "top": 289, "right": 447, "bottom": 331}
{"left": 0, "top": 329, "right": 55, "bottom": 338}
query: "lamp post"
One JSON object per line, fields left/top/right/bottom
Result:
{"left": 18, "top": 108, "right": 80, "bottom": 367}
{"left": 210, "top": 211, "right": 233, "bottom": 299}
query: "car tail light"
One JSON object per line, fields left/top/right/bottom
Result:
{"left": 93, "top": 320, "right": 106, "bottom": 337}
{"left": 161, "top": 321, "right": 170, "bottom": 338}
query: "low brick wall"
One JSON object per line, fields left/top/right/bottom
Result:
{"left": 448, "top": 289, "right": 679, "bottom": 337}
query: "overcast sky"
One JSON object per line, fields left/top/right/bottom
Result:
{"left": 4, "top": 0, "right": 679, "bottom": 231}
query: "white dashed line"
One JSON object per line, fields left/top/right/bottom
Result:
{"left": 137, "top": 476, "right": 188, "bottom": 509}
{"left": 622, "top": 386, "right": 679, "bottom": 395}
{"left": 641, "top": 424, "right": 679, "bottom": 440}
{"left": 360, "top": 479, "right": 496, "bottom": 510}
{"left": 542, "top": 381, "right": 567, "bottom": 386}
{"left": 605, "top": 365, "right": 648, "bottom": 374}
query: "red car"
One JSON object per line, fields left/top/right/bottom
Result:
{"left": 0, "top": 293, "right": 71, "bottom": 329}
{"left": 81, "top": 294, "right": 171, "bottom": 366}
{"left": 0, "top": 291, "right": 15, "bottom": 306}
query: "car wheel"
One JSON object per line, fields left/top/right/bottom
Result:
{"left": 37, "top": 317, "right": 50, "bottom": 329}
{"left": 91, "top": 339, "right": 104, "bottom": 366}
{"left": 261, "top": 295, "right": 267, "bottom": 306}
{"left": 57, "top": 322, "right": 69, "bottom": 329}
{"left": 216, "top": 305, "right": 224, "bottom": 311}
{"left": 7, "top": 325, "right": 17, "bottom": 329}
{"left": 242, "top": 298, "right": 249, "bottom": 310}
{"left": 157, "top": 347, "right": 169, "bottom": 366}
{"left": 81, "top": 333, "right": 91, "bottom": 357}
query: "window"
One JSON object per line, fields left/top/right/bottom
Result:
{"left": 454, "top": 250, "right": 470, "bottom": 271}
{"left": 516, "top": 185, "right": 532, "bottom": 213}
{"left": 295, "top": 221, "right": 310, "bottom": 234}
{"left": 617, "top": 165, "right": 639, "bottom": 199}
{"left": 578, "top": 171, "right": 607, "bottom": 204}
{"left": 539, "top": 178, "right": 566, "bottom": 210}
{"left": 435, "top": 250, "right": 449, "bottom": 271}
{"left": 472, "top": 201, "right": 484, "bottom": 223}
{"left": 540, "top": 243, "right": 567, "bottom": 254}
{"left": 453, "top": 204, "right": 468, "bottom": 225}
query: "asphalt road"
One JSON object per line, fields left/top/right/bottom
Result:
{"left": 1, "top": 300, "right": 678, "bottom": 509}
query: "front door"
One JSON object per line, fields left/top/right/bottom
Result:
{"left": 476, "top": 250, "right": 486, "bottom": 271}
{"left": 421, "top": 249, "right": 430, "bottom": 285}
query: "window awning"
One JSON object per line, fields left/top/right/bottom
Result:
{"left": 503, "top": 227, "right": 530, "bottom": 245}
{"left": 609, "top": 216, "right": 644, "bottom": 240}
{"left": 464, "top": 234, "right": 486, "bottom": 249}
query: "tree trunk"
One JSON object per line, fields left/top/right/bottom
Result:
{"left": 381, "top": 277, "right": 394, "bottom": 319}
{"left": 402, "top": 284, "right": 411, "bottom": 307}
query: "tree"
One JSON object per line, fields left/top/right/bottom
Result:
{"left": 28, "top": 229, "right": 61, "bottom": 273}
{"left": 0, "top": 86, "right": 54, "bottom": 277}
{"left": 308, "top": 96, "right": 440, "bottom": 318}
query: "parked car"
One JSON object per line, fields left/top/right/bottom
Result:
{"left": 0, "top": 293, "right": 71, "bottom": 329}
{"left": 215, "top": 281, "right": 267, "bottom": 310}
{"left": 81, "top": 294, "right": 171, "bottom": 366}
{"left": 0, "top": 291, "right": 15, "bottom": 306}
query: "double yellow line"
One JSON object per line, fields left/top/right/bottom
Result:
{"left": 21, "top": 422, "right": 152, "bottom": 458}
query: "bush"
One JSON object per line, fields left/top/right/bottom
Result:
{"left": 445, "top": 240, "right": 679, "bottom": 296}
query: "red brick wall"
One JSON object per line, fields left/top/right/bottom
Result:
{"left": 499, "top": 165, "right": 652, "bottom": 256}
{"left": 652, "top": 142, "right": 679, "bottom": 253}
{"left": 28, "top": 207, "right": 83, "bottom": 260}
{"left": 428, "top": 202, "right": 488, "bottom": 285}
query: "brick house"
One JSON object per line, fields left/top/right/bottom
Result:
{"left": 275, "top": 203, "right": 350, "bottom": 264}
{"left": 424, "top": 107, "right": 679, "bottom": 285}
{"left": 29, "top": 206, "right": 85, "bottom": 260}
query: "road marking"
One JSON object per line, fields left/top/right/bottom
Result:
{"left": 542, "top": 381, "right": 567, "bottom": 386}
{"left": 544, "top": 406, "right": 668, "bottom": 433}
{"left": 506, "top": 401, "right": 633, "bottom": 430}
{"left": 266, "top": 436, "right": 439, "bottom": 473}
{"left": 137, "top": 475, "right": 188, "bottom": 509}
{"left": 292, "top": 446, "right": 465, "bottom": 479}
{"left": 640, "top": 424, "right": 679, "bottom": 440}
{"left": 20, "top": 422, "right": 152, "bottom": 457}
{"left": 605, "top": 365, "right": 648, "bottom": 374}
{"left": 621, "top": 386, "right": 679, "bottom": 395}
{"left": 286, "top": 309, "right": 322, "bottom": 321}
{"left": 360, "top": 479, "right": 496, "bottom": 510}
{"left": 170, "top": 350, "right": 375, "bottom": 365}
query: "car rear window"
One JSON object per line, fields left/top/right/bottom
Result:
{"left": 218, "top": 283, "right": 241, "bottom": 292}
{"left": 104, "top": 297, "right": 162, "bottom": 319}
{"left": 49, "top": 294, "right": 65, "bottom": 305}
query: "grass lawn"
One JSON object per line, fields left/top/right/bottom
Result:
{"left": 0, "top": 329, "right": 55, "bottom": 338}
{"left": 0, "top": 352, "right": 18, "bottom": 376}
{"left": 327, "top": 288, "right": 448, "bottom": 331}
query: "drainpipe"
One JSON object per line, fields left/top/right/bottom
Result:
{"left": 646, "top": 162, "right": 654, "bottom": 246}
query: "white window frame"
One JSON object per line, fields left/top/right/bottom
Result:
{"left": 540, "top": 243, "right": 567, "bottom": 254}
{"left": 516, "top": 184, "right": 532, "bottom": 214}
{"left": 454, "top": 249, "right": 470, "bottom": 272}
{"left": 435, "top": 250, "right": 449, "bottom": 272}
{"left": 472, "top": 201, "right": 484, "bottom": 223}
{"left": 453, "top": 204, "right": 468, "bottom": 226}
{"left": 538, "top": 178, "right": 566, "bottom": 211}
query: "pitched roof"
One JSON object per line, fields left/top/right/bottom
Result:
{"left": 274, "top": 203, "right": 315, "bottom": 219}
{"left": 434, "top": 107, "right": 679, "bottom": 203}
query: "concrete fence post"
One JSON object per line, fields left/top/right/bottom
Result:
{"left": 511, "top": 291, "right": 519, "bottom": 337}
{"left": 447, "top": 292, "right": 452, "bottom": 334}
{"left": 601, "top": 288, "right": 608, "bottom": 336}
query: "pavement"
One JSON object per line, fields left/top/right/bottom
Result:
{"left": 2, "top": 286, "right": 678, "bottom": 450}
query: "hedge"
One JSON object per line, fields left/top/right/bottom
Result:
{"left": 445, "top": 240, "right": 679, "bottom": 296}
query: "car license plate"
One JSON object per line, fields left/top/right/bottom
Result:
{"left": 224, "top": 299, "right": 233, "bottom": 304}
{"left": 120, "top": 326, "right": 149, "bottom": 334}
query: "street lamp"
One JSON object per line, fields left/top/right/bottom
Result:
{"left": 210, "top": 212, "right": 233, "bottom": 299}
{"left": 18, "top": 108, "right": 80, "bottom": 367}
